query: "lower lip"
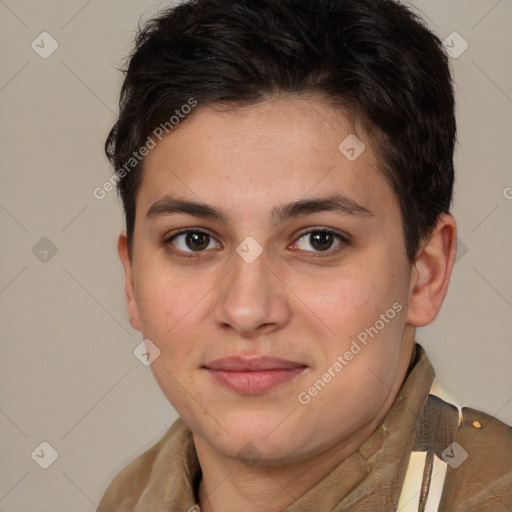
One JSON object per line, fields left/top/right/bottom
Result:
{"left": 206, "top": 368, "right": 306, "bottom": 393}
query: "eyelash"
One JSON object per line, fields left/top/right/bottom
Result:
{"left": 161, "top": 227, "right": 350, "bottom": 259}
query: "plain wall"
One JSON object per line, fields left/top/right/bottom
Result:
{"left": 1, "top": 1, "right": 511, "bottom": 510}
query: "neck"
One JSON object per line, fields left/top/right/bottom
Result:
{"left": 195, "top": 417, "right": 379, "bottom": 512}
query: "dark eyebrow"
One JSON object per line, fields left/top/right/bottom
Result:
{"left": 145, "top": 193, "right": 373, "bottom": 226}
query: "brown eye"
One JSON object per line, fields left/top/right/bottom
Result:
{"left": 293, "top": 229, "right": 349, "bottom": 254}
{"left": 166, "top": 230, "right": 219, "bottom": 253}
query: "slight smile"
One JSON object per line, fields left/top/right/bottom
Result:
{"left": 203, "top": 356, "right": 308, "bottom": 394}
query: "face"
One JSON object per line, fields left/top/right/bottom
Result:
{"left": 121, "top": 95, "right": 417, "bottom": 465}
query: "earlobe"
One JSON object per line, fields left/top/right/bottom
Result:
{"left": 117, "top": 232, "right": 142, "bottom": 332}
{"left": 405, "top": 214, "right": 457, "bottom": 327}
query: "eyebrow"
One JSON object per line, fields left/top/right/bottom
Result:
{"left": 145, "top": 192, "right": 373, "bottom": 226}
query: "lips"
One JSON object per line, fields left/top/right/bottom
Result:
{"left": 204, "top": 356, "right": 307, "bottom": 393}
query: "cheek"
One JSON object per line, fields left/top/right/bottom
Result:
{"left": 301, "top": 252, "right": 409, "bottom": 378}
{"left": 302, "top": 257, "right": 405, "bottom": 332}
{"left": 133, "top": 257, "right": 208, "bottom": 337}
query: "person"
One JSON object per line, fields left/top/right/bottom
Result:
{"left": 96, "top": 0, "right": 512, "bottom": 510}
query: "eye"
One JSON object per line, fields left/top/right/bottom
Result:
{"left": 291, "top": 228, "right": 349, "bottom": 254}
{"left": 163, "top": 229, "right": 220, "bottom": 255}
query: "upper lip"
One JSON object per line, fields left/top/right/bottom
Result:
{"left": 204, "top": 356, "right": 307, "bottom": 371}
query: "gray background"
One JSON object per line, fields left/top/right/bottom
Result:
{"left": 0, "top": 0, "right": 511, "bottom": 510}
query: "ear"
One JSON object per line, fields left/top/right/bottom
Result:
{"left": 118, "top": 232, "right": 142, "bottom": 332}
{"left": 405, "top": 214, "right": 457, "bottom": 327}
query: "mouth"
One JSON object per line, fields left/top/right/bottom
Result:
{"left": 203, "top": 356, "right": 307, "bottom": 394}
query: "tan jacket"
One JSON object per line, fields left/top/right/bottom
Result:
{"left": 97, "top": 344, "right": 512, "bottom": 511}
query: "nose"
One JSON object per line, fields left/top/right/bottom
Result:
{"left": 213, "top": 247, "right": 291, "bottom": 338}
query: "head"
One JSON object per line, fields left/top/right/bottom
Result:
{"left": 107, "top": 0, "right": 457, "bottom": 466}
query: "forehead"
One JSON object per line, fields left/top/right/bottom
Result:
{"left": 136, "top": 95, "right": 397, "bottom": 225}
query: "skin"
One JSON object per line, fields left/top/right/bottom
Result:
{"left": 118, "top": 94, "right": 457, "bottom": 512}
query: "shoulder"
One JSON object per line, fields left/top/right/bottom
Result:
{"left": 96, "top": 418, "right": 190, "bottom": 512}
{"left": 440, "top": 405, "right": 512, "bottom": 511}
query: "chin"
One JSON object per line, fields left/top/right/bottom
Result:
{"left": 220, "top": 435, "right": 301, "bottom": 466}
{"left": 193, "top": 412, "right": 292, "bottom": 452}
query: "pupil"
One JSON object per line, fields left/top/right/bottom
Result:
{"left": 187, "top": 232, "right": 209, "bottom": 251}
{"left": 311, "top": 232, "right": 333, "bottom": 251}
